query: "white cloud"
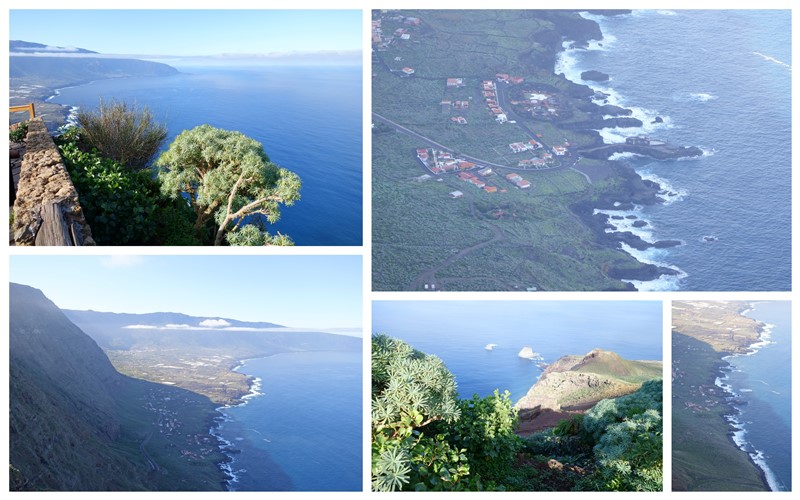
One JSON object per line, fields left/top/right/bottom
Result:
{"left": 199, "top": 319, "right": 231, "bottom": 328}
{"left": 165, "top": 323, "right": 192, "bottom": 329}
{"left": 122, "top": 324, "right": 158, "bottom": 329}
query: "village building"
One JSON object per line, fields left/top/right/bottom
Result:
{"left": 626, "top": 135, "right": 666, "bottom": 146}
{"left": 458, "top": 160, "right": 476, "bottom": 169}
{"left": 449, "top": 190, "right": 464, "bottom": 198}
{"left": 401, "top": 67, "right": 415, "bottom": 76}
{"left": 450, "top": 116, "right": 467, "bottom": 124}
{"left": 478, "top": 167, "right": 493, "bottom": 176}
{"left": 483, "top": 185, "right": 498, "bottom": 193}
{"left": 447, "top": 78, "right": 465, "bottom": 87}
{"left": 440, "top": 100, "right": 452, "bottom": 113}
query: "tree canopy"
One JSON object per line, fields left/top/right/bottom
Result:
{"left": 155, "top": 125, "right": 301, "bottom": 245}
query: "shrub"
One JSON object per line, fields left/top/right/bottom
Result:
{"left": 58, "top": 139, "right": 159, "bottom": 244}
{"left": 371, "top": 334, "right": 469, "bottom": 491}
{"left": 577, "top": 379, "right": 663, "bottom": 491}
{"left": 449, "top": 390, "right": 520, "bottom": 484}
{"left": 77, "top": 99, "right": 167, "bottom": 170}
{"left": 9, "top": 121, "right": 27, "bottom": 143}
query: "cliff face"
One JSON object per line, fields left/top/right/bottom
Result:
{"left": 516, "top": 349, "right": 662, "bottom": 411}
{"left": 9, "top": 283, "right": 145, "bottom": 490}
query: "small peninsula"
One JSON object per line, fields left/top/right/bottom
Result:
{"left": 515, "top": 348, "right": 662, "bottom": 434}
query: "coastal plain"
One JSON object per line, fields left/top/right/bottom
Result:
{"left": 372, "top": 10, "right": 695, "bottom": 291}
{"left": 672, "top": 301, "right": 769, "bottom": 491}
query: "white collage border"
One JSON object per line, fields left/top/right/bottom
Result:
{"left": 1, "top": 1, "right": 797, "bottom": 496}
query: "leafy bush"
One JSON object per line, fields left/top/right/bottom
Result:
{"left": 58, "top": 139, "right": 159, "bottom": 244}
{"left": 9, "top": 121, "right": 27, "bottom": 142}
{"left": 589, "top": 409, "right": 663, "bottom": 491}
{"left": 449, "top": 390, "right": 520, "bottom": 484}
{"left": 371, "top": 334, "right": 469, "bottom": 491}
{"left": 577, "top": 379, "right": 663, "bottom": 491}
{"left": 152, "top": 202, "right": 202, "bottom": 246}
{"left": 77, "top": 99, "right": 167, "bottom": 170}
{"left": 581, "top": 379, "right": 662, "bottom": 444}
{"left": 57, "top": 129, "right": 196, "bottom": 245}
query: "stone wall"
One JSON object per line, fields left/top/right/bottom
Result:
{"left": 11, "top": 118, "right": 94, "bottom": 245}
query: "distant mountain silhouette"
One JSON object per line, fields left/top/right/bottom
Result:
{"left": 10, "top": 40, "right": 98, "bottom": 54}
{"left": 10, "top": 40, "right": 178, "bottom": 90}
{"left": 64, "top": 309, "right": 360, "bottom": 354}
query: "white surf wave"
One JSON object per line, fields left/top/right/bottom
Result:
{"left": 753, "top": 51, "right": 791, "bottom": 71}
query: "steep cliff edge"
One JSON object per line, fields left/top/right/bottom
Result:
{"left": 9, "top": 283, "right": 226, "bottom": 491}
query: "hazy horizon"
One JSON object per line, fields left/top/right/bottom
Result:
{"left": 9, "top": 255, "right": 363, "bottom": 331}
{"left": 9, "top": 10, "right": 362, "bottom": 59}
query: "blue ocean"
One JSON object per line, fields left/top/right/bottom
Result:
{"left": 51, "top": 65, "right": 362, "bottom": 246}
{"left": 372, "top": 301, "right": 663, "bottom": 403}
{"left": 557, "top": 10, "right": 791, "bottom": 290}
{"left": 718, "top": 301, "right": 791, "bottom": 491}
{"left": 214, "top": 350, "right": 362, "bottom": 491}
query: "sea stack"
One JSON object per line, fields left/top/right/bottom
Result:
{"left": 518, "top": 346, "right": 535, "bottom": 359}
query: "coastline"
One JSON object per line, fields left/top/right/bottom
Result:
{"left": 714, "top": 305, "right": 783, "bottom": 491}
{"left": 208, "top": 357, "right": 265, "bottom": 491}
{"left": 556, "top": 12, "right": 690, "bottom": 290}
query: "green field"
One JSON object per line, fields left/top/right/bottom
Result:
{"left": 372, "top": 10, "right": 657, "bottom": 291}
{"left": 671, "top": 333, "right": 767, "bottom": 491}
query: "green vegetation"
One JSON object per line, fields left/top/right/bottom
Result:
{"left": 54, "top": 103, "right": 300, "bottom": 245}
{"left": 9, "top": 121, "right": 28, "bottom": 142}
{"left": 77, "top": 100, "right": 167, "bottom": 170}
{"left": 371, "top": 335, "right": 663, "bottom": 491}
{"left": 672, "top": 331, "right": 768, "bottom": 491}
{"left": 156, "top": 125, "right": 301, "bottom": 246}
{"left": 372, "top": 10, "right": 661, "bottom": 291}
{"left": 56, "top": 128, "right": 198, "bottom": 245}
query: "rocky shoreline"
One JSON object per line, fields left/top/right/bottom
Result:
{"left": 554, "top": 12, "right": 699, "bottom": 289}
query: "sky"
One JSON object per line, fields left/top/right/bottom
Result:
{"left": 9, "top": 255, "right": 362, "bottom": 332}
{"left": 373, "top": 300, "right": 664, "bottom": 357}
{"left": 8, "top": 9, "right": 362, "bottom": 60}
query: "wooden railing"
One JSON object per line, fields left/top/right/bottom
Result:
{"left": 9, "top": 103, "right": 36, "bottom": 120}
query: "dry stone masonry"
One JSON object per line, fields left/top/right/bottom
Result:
{"left": 11, "top": 118, "right": 94, "bottom": 245}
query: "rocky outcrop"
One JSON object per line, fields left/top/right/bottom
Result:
{"left": 581, "top": 70, "right": 609, "bottom": 82}
{"left": 11, "top": 118, "right": 94, "bottom": 246}
{"left": 579, "top": 142, "right": 704, "bottom": 160}
{"left": 516, "top": 349, "right": 661, "bottom": 411}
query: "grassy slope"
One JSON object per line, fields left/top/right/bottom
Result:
{"left": 671, "top": 332, "right": 767, "bottom": 491}
{"left": 372, "top": 11, "right": 648, "bottom": 291}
